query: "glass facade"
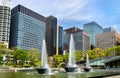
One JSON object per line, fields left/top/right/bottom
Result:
{"left": 59, "top": 26, "right": 63, "bottom": 54}
{"left": 63, "top": 27, "right": 80, "bottom": 51}
{"left": 103, "top": 27, "right": 116, "bottom": 33}
{"left": 63, "top": 32, "right": 70, "bottom": 49}
{"left": 84, "top": 22, "right": 103, "bottom": 47}
{"left": 73, "top": 30, "right": 90, "bottom": 51}
{"left": 63, "top": 30, "right": 90, "bottom": 51}
{"left": 9, "top": 5, "right": 46, "bottom": 51}
{"left": 0, "top": 0, "right": 10, "bottom": 47}
{"left": 45, "top": 16, "right": 58, "bottom": 56}
{"left": 45, "top": 16, "right": 63, "bottom": 56}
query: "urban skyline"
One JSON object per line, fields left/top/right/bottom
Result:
{"left": 11, "top": 0, "right": 120, "bottom": 33}
{"left": 0, "top": 1, "right": 120, "bottom": 74}
{"left": 0, "top": 0, "right": 120, "bottom": 52}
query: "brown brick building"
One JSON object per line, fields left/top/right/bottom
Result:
{"left": 96, "top": 31, "right": 120, "bottom": 49}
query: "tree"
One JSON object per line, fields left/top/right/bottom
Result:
{"left": 13, "top": 49, "right": 29, "bottom": 67}
{"left": 86, "top": 50, "right": 94, "bottom": 60}
{"left": 0, "top": 44, "right": 13, "bottom": 65}
{"left": 28, "top": 48, "right": 41, "bottom": 67}
{"left": 105, "top": 48, "right": 113, "bottom": 56}
{"left": 116, "top": 46, "right": 120, "bottom": 56}
{"left": 0, "top": 44, "right": 8, "bottom": 54}
{"left": 63, "top": 52, "right": 69, "bottom": 63}
{"left": 86, "top": 48, "right": 105, "bottom": 60}
{"left": 53, "top": 55, "right": 64, "bottom": 68}
{"left": 74, "top": 50, "right": 83, "bottom": 60}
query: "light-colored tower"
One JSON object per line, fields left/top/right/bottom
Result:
{"left": 56, "top": 23, "right": 59, "bottom": 55}
{"left": 0, "top": 0, "right": 10, "bottom": 7}
{"left": 0, "top": 0, "right": 11, "bottom": 48}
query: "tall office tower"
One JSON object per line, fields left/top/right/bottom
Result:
{"left": 63, "top": 27, "right": 80, "bottom": 51}
{"left": 103, "top": 27, "right": 116, "bottom": 33}
{"left": 0, "top": 0, "right": 11, "bottom": 47}
{"left": 59, "top": 26, "right": 63, "bottom": 55}
{"left": 96, "top": 31, "right": 120, "bottom": 49}
{"left": 45, "top": 16, "right": 60, "bottom": 56}
{"left": 63, "top": 27, "right": 90, "bottom": 53}
{"left": 84, "top": 21, "right": 103, "bottom": 49}
{"left": 63, "top": 28, "right": 90, "bottom": 52}
{"left": 73, "top": 30, "right": 90, "bottom": 52}
{"left": 9, "top": 5, "right": 46, "bottom": 51}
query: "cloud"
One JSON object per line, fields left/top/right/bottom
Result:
{"left": 11, "top": 0, "right": 120, "bottom": 33}
{"left": 11, "top": 0, "right": 101, "bottom": 21}
{"left": 52, "top": 0, "right": 89, "bottom": 18}
{"left": 49, "top": 0, "right": 101, "bottom": 21}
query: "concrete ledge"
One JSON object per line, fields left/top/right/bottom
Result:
{"left": 87, "top": 74, "right": 120, "bottom": 78}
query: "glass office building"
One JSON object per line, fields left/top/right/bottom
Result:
{"left": 59, "top": 26, "right": 63, "bottom": 54}
{"left": 45, "top": 16, "right": 63, "bottom": 56}
{"left": 84, "top": 22, "right": 103, "bottom": 48}
{"left": 63, "top": 27, "right": 90, "bottom": 52}
{"left": 0, "top": 0, "right": 10, "bottom": 47}
{"left": 45, "top": 16, "right": 58, "bottom": 56}
{"left": 63, "top": 27, "right": 80, "bottom": 51}
{"left": 103, "top": 27, "right": 116, "bottom": 33}
{"left": 73, "top": 30, "right": 90, "bottom": 52}
{"left": 9, "top": 5, "right": 46, "bottom": 51}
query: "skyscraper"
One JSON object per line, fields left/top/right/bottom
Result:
{"left": 96, "top": 31, "right": 120, "bottom": 49}
{"left": 45, "top": 16, "right": 63, "bottom": 56}
{"left": 9, "top": 5, "right": 46, "bottom": 51}
{"left": 84, "top": 21, "right": 103, "bottom": 49}
{"left": 59, "top": 26, "right": 63, "bottom": 54}
{"left": 0, "top": 0, "right": 10, "bottom": 47}
{"left": 63, "top": 27, "right": 90, "bottom": 52}
{"left": 63, "top": 27, "right": 80, "bottom": 51}
{"left": 73, "top": 30, "right": 90, "bottom": 52}
{"left": 103, "top": 27, "right": 116, "bottom": 33}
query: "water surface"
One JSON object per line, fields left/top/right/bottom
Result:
{"left": 0, "top": 71, "right": 119, "bottom": 78}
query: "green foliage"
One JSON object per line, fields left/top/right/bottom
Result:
{"left": 0, "top": 44, "right": 8, "bottom": 54}
{"left": 0, "top": 44, "right": 13, "bottom": 65}
{"left": 53, "top": 55, "right": 64, "bottom": 68}
{"left": 86, "top": 46, "right": 120, "bottom": 60}
{"left": 52, "top": 50, "right": 83, "bottom": 68}
{"left": 110, "top": 46, "right": 120, "bottom": 56}
{"left": 86, "top": 48, "right": 105, "bottom": 60}
{"left": 13, "top": 49, "right": 29, "bottom": 67}
{"left": 63, "top": 52, "right": 69, "bottom": 63}
{"left": 75, "top": 50, "right": 83, "bottom": 60}
{"left": 0, "top": 43, "right": 120, "bottom": 68}
{"left": 0, "top": 44, "right": 7, "bottom": 49}
{"left": 28, "top": 48, "right": 41, "bottom": 67}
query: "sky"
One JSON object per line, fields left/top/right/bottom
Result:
{"left": 11, "top": 0, "right": 120, "bottom": 33}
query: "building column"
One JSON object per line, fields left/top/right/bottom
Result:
{"left": 56, "top": 23, "right": 59, "bottom": 55}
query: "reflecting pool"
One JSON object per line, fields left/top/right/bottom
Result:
{"left": 0, "top": 71, "right": 119, "bottom": 78}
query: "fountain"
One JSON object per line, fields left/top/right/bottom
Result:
{"left": 64, "top": 34, "right": 79, "bottom": 72}
{"left": 2, "top": 54, "right": 6, "bottom": 67}
{"left": 36, "top": 39, "right": 51, "bottom": 74}
{"left": 84, "top": 54, "right": 91, "bottom": 72}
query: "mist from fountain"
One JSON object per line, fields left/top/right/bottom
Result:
{"left": 65, "top": 34, "right": 81, "bottom": 73}
{"left": 86, "top": 54, "right": 91, "bottom": 69}
{"left": 41, "top": 39, "right": 52, "bottom": 74}
{"left": 84, "top": 54, "right": 92, "bottom": 72}
{"left": 41, "top": 39, "right": 49, "bottom": 68}
{"left": 67, "top": 34, "right": 77, "bottom": 67}
{"left": 2, "top": 54, "right": 6, "bottom": 67}
{"left": 36, "top": 39, "right": 53, "bottom": 74}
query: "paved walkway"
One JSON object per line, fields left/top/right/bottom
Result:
{"left": 104, "top": 75, "right": 120, "bottom": 78}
